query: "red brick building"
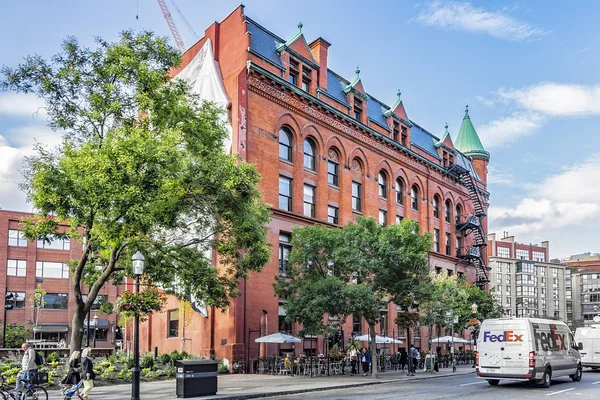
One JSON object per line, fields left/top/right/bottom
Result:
{"left": 0, "top": 210, "right": 120, "bottom": 349}
{"left": 488, "top": 232, "right": 550, "bottom": 262}
{"left": 137, "top": 5, "right": 491, "bottom": 367}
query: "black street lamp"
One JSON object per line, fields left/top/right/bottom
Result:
{"left": 131, "top": 251, "right": 145, "bottom": 400}
{"left": 92, "top": 314, "right": 99, "bottom": 348}
{"left": 471, "top": 302, "right": 478, "bottom": 368}
{"left": 3, "top": 291, "right": 15, "bottom": 348}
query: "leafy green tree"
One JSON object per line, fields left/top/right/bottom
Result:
{"left": 275, "top": 217, "right": 431, "bottom": 378}
{"left": 3, "top": 324, "right": 33, "bottom": 348}
{"left": 420, "top": 272, "right": 503, "bottom": 339}
{"left": 1, "top": 31, "right": 271, "bottom": 353}
{"left": 31, "top": 285, "right": 46, "bottom": 340}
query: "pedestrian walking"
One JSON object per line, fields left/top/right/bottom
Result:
{"left": 361, "top": 348, "right": 371, "bottom": 376}
{"left": 399, "top": 349, "right": 407, "bottom": 371}
{"left": 410, "top": 346, "right": 419, "bottom": 374}
{"left": 16, "top": 343, "right": 38, "bottom": 398}
{"left": 349, "top": 344, "right": 359, "bottom": 376}
{"left": 61, "top": 351, "right": 81, "bottom": 387}
{"left": 80, "top": 347, "right": 96, "bottom": 400}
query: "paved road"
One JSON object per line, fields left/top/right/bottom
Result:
{"left": 268, "top": 369, "right": 600, "bottom": 399}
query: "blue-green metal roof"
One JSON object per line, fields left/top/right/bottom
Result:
{"left": 454, "top": 106, "right": 489, "bottom": 160}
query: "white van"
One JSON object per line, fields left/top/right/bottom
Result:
{"left": 476, "top": 318, "right": 582, "bottom": 387}
{"left": 575, "top": 324, "right": 600, "bottom": 369}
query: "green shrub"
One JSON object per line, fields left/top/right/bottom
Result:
{"left": 180, "top": 351, "right": 189, "bottom": 359}
{"left": 217, "top": 359, "right": 229, "bottom": 374}
{"left": 117, "top": 368, "right": 132, "bottom": 381}
{"left": 164, "top": 366, "right": 176, "bottom": 378}
{"left": 100, "top": 365, "right": 117, "bottom": 379}
{"left": 140, "top": 354, "right": 154, "bottom": 370}
{"left": 46, "top": 352, "right": 60, "bottom": 363}
{"left": 169, "top": 350, "right": 183, "bottom": 364}
{"left": 158, "top": 353, "right": 172, "bottom": 365}
{"left": 107, "top": 354, "right": 118, "bottom": 364}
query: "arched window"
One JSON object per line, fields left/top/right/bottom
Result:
{"left": 433, "top": 195, "right": 440, "bottom": 219}
{"left": 279, "top": 127, "right": 293, "bottom": 162}
{"left": 303, "top": 138, "right": 316, "bottom": 170}
{"left": 327, "top": 149, "right": 339, "bottom": 187}
{"left": 456, "top": 204, "right": 462, "bottom": 225}
{"left": 445, "top": 200, "right": 452, "bottom": 224}
{"left": 395, "top": 178, "right": 404, "bottom": 206}
{"left": 378, "top": 171, "right": 388, "bottom": 199}
{"left": 411, "top": 185, "right": 419, "bottom": 211}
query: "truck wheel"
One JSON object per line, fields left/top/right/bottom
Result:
{"left": 537, "top": 368, "right": 551, "bottom": 388}
{"left": 571, "top": 365, "right": 582, "bottom": 382}
{"left": 487, "top": 379, "right": 500, "bottom": 386}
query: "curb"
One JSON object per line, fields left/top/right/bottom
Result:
{"left": 211, "top": 369, "right": 475, "bottom": 400}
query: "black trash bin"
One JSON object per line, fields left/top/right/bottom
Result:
{"left": 176, "top": 360, "right": 218, "bottom": 398}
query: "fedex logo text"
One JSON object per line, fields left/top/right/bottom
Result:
{"left": 482, "top": 330, "right": 524, "bottom": 343}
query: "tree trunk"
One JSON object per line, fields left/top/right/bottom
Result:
{"left": 69, "top": 305, "right": 86, "bottom": 353}
{"left": 369, "top": 323, "right": 377, "bottom": 378}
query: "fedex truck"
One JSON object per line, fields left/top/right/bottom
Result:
{"left": 476, "top": 318, "right": 582, "bottom": 388}
{"left": 575, "top": 324, "right": 600, "bottom": 369}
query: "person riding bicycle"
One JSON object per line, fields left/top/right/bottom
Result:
{"left": 16, "top": 343, "right": 38, "bottom": 397}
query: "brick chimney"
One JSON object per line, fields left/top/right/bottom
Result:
{"left": 309, "top": 37, "right": 331, "bottom": 91}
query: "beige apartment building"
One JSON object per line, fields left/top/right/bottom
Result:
{"left": 488, "top": 233, "right": 566, "bottom": 320}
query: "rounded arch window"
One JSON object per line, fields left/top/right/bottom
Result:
{"left": 411, "top": 185, "right": 419, "bottom": 211}
{"left": 395, "top": 178, "right": 404, "bottom": 206}
{"left": 455, "top": 204, "right": 463, "bottom": 224}
{"left": 279, "top": 127, "right": 293, "bottom": 162}
{"left": 445, "top": 200, "right": 452, "bottom": 223}
{"left": 304, "top": 138, "right": 316, "bottom": 171}
{"left": 433, "top": 195, "right": 440, "bottom": 219}
{"left": 378, "top": 171, "right": 388, "bottom": 199}
{"left": 327, "top": 148, "right": 340, "bottom": 187}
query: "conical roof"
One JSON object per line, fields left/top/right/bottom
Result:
{"left": 454, "top": 105, "right": 489, "bottom": 160}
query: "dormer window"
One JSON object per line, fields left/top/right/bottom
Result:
{"left": 354, "top": 98, "right": 363, "bottom": 121}
{"left": 401, "top": 127, "right": 408, "bottom": 147}
{"left": 393, "top": 122, "right": 399, "bottom": 141}
{"left": 443, "top": 151, "right": 448, "bottom": 167}
{"left": 302, "top": 66, "right": 312, "bottom": 92}
{"left": 289, "top": 59, "right": 299, "bottom": 86}
{"left": 449, "top": 154, "right": 455, "bottom": 167}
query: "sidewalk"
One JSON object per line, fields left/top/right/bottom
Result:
{"left": 48, "top": 365, "right": 475, "bottom": 400}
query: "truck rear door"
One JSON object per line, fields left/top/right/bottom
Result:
{"left": 479, "top": 321, "right": 529, "bottom": 376}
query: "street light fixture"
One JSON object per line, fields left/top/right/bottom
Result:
{"left": 3, "top": 292, "right": 15, "bottom": 348}
{"left": 92, "top": 314, "right": 99, "bottom": 348}
{"left": 471, "top": 302, "right": 478, "bottom": 368}
{"left": 131, "top": 251, "right": 145, "bottom": 400}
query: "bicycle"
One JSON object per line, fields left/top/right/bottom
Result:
{"left": 1, "top": 372, "right": 48, "bottom": 400}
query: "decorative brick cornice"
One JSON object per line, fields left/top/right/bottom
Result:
{"left": 248, "top": 74, "right": 429, "bottom": 174}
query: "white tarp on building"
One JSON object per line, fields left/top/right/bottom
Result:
{"left": 175, "top": 38, "right": 232, "bottom": 153}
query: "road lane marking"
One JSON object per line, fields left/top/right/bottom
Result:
{"left": 592, "top": 381, "right": 600, "bottom": 385}
{"left": 546, "top": 388, "right": 575, "bottom": 396}
{"left": 459, "top": 381, "right": 486, "bottom": 386}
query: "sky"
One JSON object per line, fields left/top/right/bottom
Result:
{"left": 1, "top": 1, "right": 599, "bottom": 259}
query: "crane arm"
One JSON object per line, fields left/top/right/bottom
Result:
{"left": 157, "top": 0, "right": 185, "bottom": 52}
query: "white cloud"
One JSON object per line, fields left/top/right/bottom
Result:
{"left": 0, "top": 138, "right": 28, "bottom": 211}
{"left": 0, "top": 93, "right": 47, "bottom": 118}
{"left": 489, "top": 153, "right": 600, "bottom": 257}
{"left": 497, "top": 83, "right": 600, "bottom": 116}
{"left": 478, "top": 112, "right": 545, "bottom": 149}
{"left": 487, "top": 166, "right": 515, "bottom": 186}
{"left": 415, "top": 1, "right": 550, "bottom": 41}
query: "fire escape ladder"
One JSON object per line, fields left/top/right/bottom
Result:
{"left": 446, "top": 165, "right": 489, "bottom": 289}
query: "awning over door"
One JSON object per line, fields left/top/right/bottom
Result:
{"left": 33, "top": 324, "right": 69, "bottom": 333}
{"left": 83, "top": 319, "right": 109, "bottom": 329}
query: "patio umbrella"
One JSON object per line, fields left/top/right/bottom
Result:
{"left": 354, "top": 334, "right": 403, "bottom": 344}
{"left": 431, "top": 336, "right": 470, "bottom": 344}
{"left": 254, "top": 332, "right": 302, "bottom": 343}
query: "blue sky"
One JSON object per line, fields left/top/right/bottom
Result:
{"left": 1, "top": 1, "right": 599, "bottom": 258}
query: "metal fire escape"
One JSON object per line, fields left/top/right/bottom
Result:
{"left": 446, "top": 163, "right": 489, "bottom": 288}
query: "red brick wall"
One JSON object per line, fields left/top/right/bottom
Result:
{"left": 1, "top": 210, "right": 120, "bottom": 348}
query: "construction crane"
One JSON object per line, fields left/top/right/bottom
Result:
{"left": 156, "top": 0, "right": 186, "bottom": 52}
